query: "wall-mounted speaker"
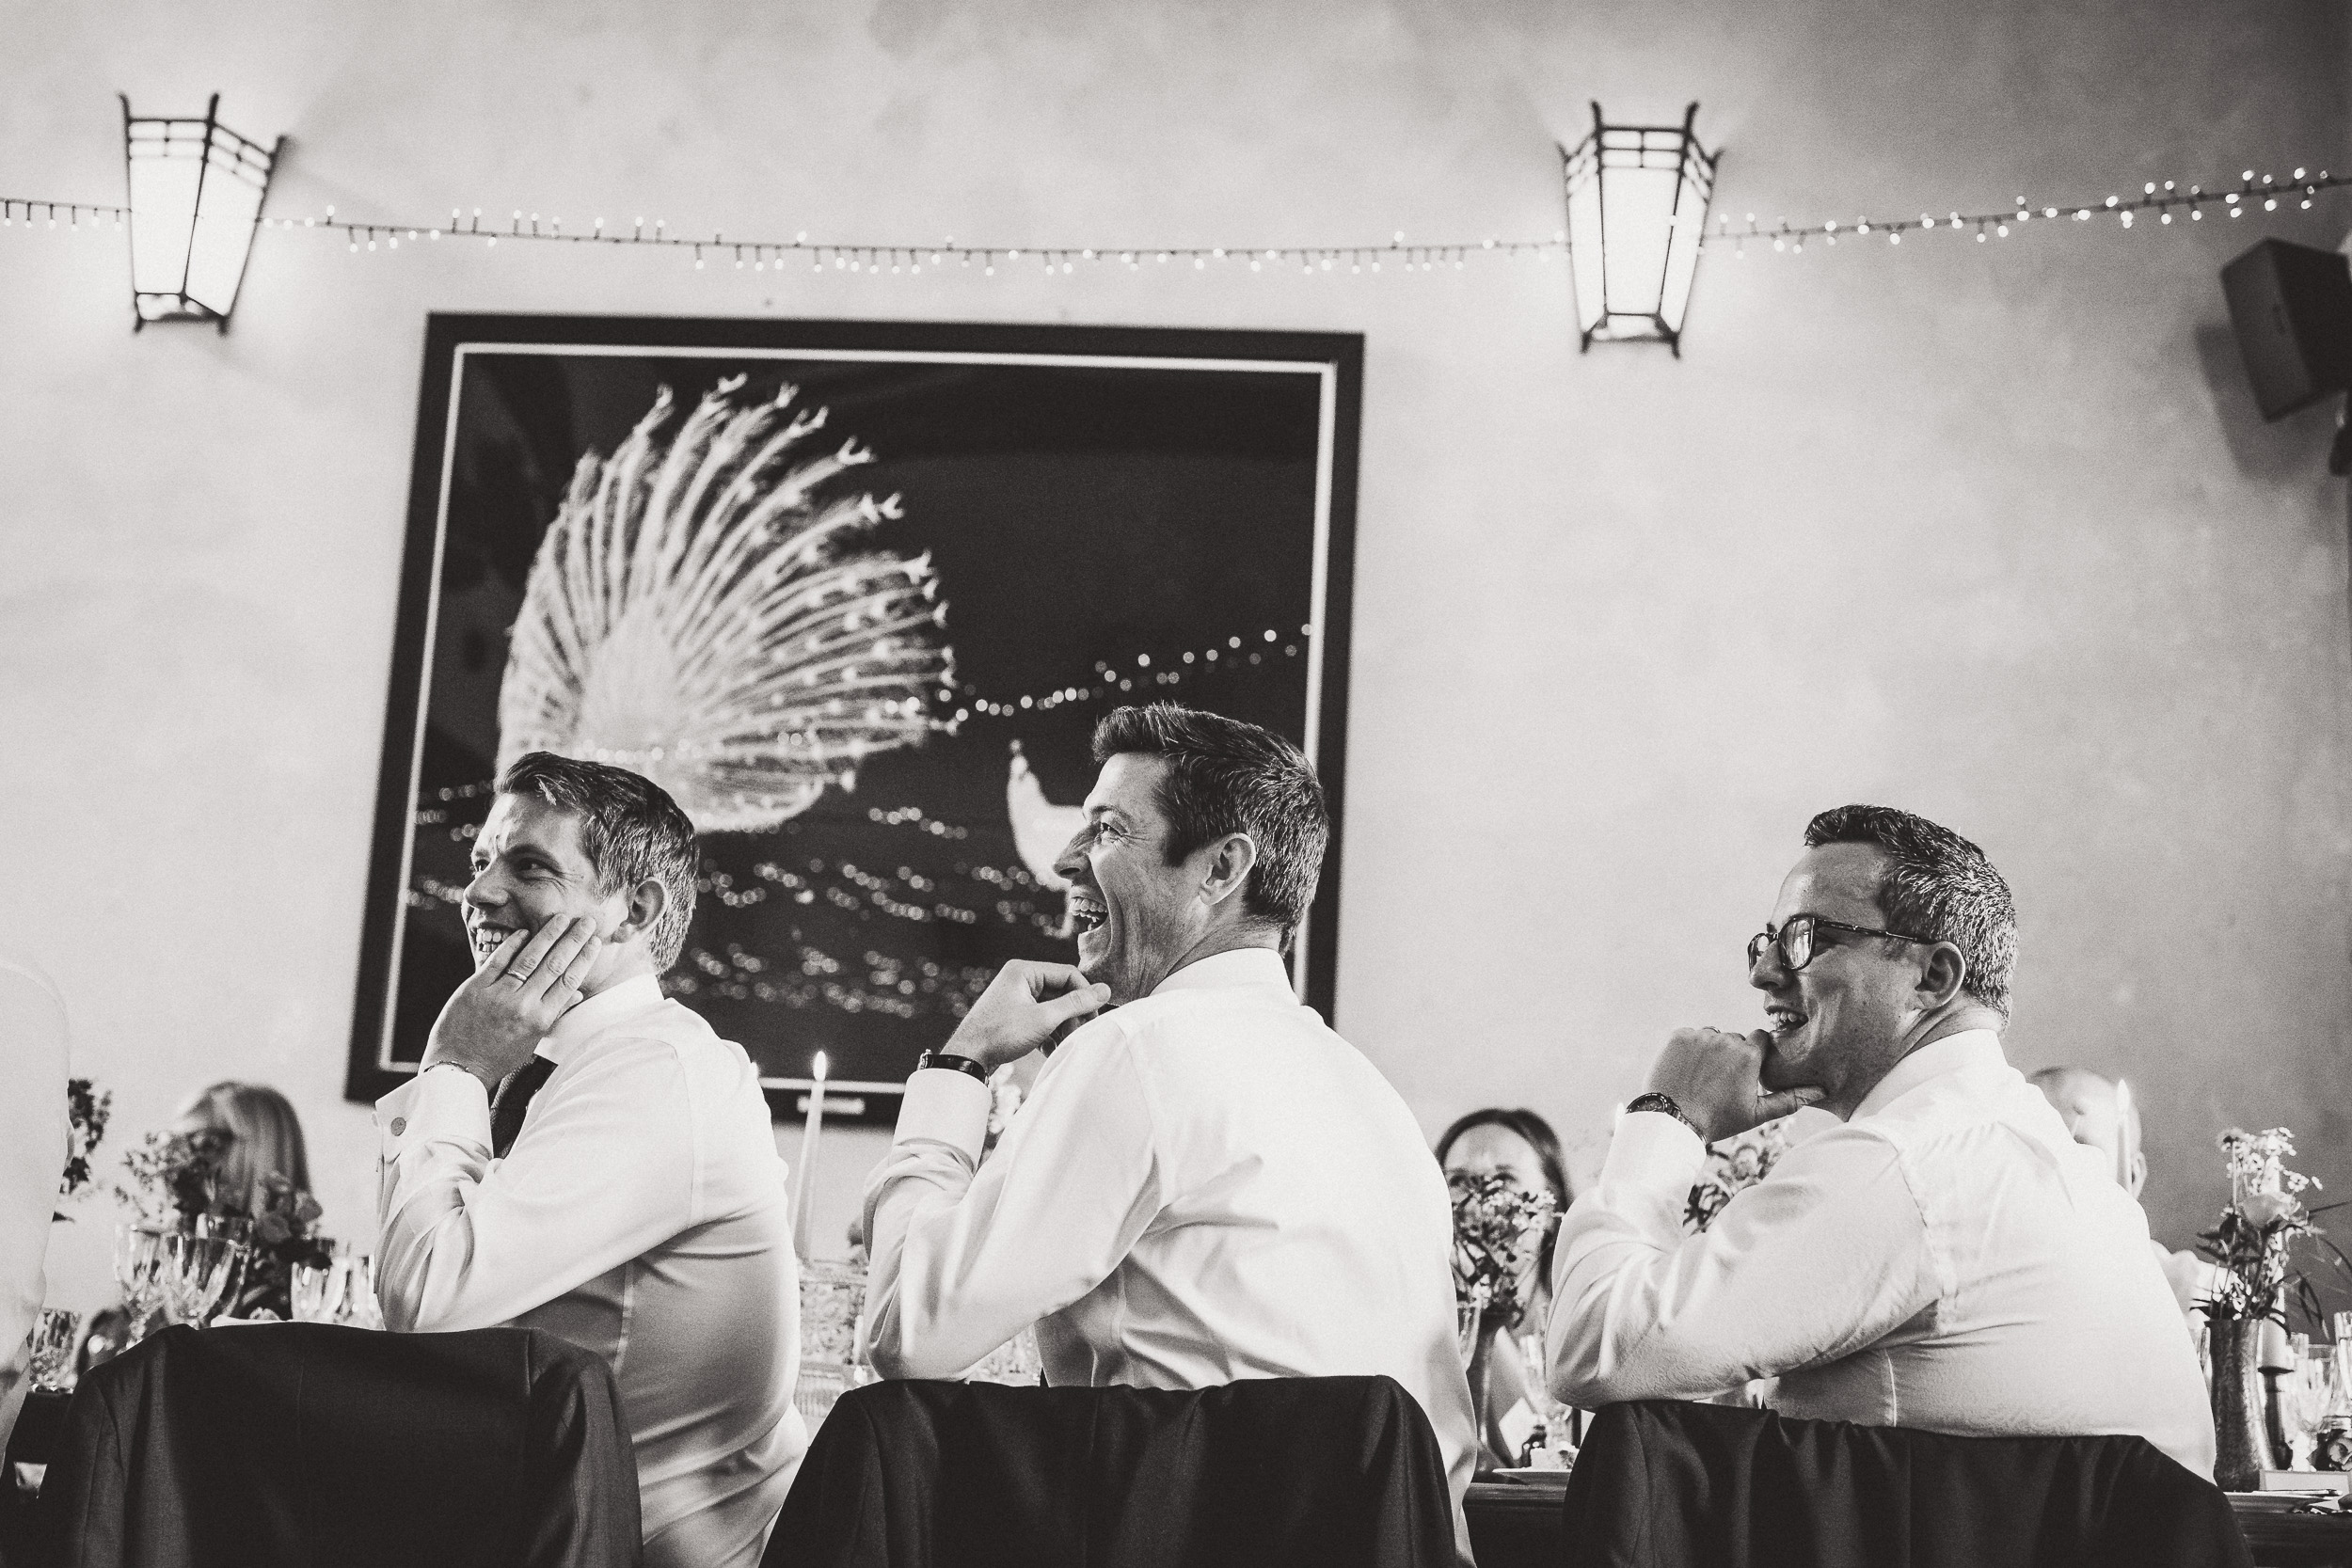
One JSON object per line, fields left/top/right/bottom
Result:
{"left": 2221, "top": 238, "right": 2352, "bottom": 421}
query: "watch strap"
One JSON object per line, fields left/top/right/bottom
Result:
{"left": 1625, "top": 1091, "right": 1705, "bottom": 1142}
{"left": 914, "top": 1051, "right": 991, "bottom": 1084}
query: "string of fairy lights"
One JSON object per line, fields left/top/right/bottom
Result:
{"left": 2, "top": 161, "right": 2340, "bottom": 274}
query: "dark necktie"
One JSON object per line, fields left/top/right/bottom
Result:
{"left": 489, "top": 1056, "right": 558, "bottom": 1158}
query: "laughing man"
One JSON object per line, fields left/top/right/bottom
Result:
{"left": 860, "top": 704, "right": 1479, "bottom": 1552}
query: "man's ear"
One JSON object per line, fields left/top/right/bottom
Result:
{"left": 611, "top": 879, "right": 669, "bottom": 946}
{"left": 1916, "top": 942, "right": 1969, "bottom": 1010}
{"left": 1197, "top": 832, "right": 1259, "bottom": 910}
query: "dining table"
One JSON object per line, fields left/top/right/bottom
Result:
{"left": 1465, "top": 1472, "right": 2352, "bottom": 1568}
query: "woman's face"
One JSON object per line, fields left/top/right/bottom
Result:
{"left": 1443, "top": 1123, "right": 1549, "bottom": 1196}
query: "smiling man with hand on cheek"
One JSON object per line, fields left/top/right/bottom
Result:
{"left": 1548, "top": 804, "right": 2214, "bottom": 1478}
{"left": 374, "top": 752, "right": 803, "bottom": 1568}
{"left": 860, "top": 705, "right": 1479, "bottom": 1556}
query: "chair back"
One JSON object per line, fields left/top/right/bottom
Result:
{"left": 1562, "top": 1399, "right": 2250, "bottom": 1568}
{"left": 765, "top": 1374, "right": 1455, "bottom": 1568}
{"left": 38, "top": 1323, "right": 640, "bottom": 1568}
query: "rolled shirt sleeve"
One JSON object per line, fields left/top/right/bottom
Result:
{"left": 861, "top": 1028, "right": 1163, "bottom": 1381}
{"left": 375, "top": 1041, "right": 697, "bottom": 1333}
{"left": 1548, "top": 1111, "right": 1937, "bottom": 1408}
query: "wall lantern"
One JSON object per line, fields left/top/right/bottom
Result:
{"left": 1560, "top": 102, "right": 1719, "bottom": 356}
{"left": 119, "top": 94, "right": 284, "bottom": 332}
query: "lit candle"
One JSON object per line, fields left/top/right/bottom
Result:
{"left": 793, "top": 1052, "right": 828, "bottom": 1259}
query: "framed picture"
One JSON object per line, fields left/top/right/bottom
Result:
{"left": 345, "top": 314, "right": 1362, "bottom": 1122}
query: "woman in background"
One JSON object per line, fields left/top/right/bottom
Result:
{"left": 1436, "top": 1107, "right": 1573, "bottom": 1468}
{"left": 173, "top": 1082, "right": 310, "bottom": 1218}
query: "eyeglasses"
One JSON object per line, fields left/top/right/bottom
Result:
{"left": 1746, "top": 913, "right": 1931, "bottom": 974}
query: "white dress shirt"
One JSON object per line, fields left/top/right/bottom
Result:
{"left": 1549, "top": 1030, "right": 2216, "bottom": 1478}
{"left": 376, "top": 975, "right": 805, "bottom": 1568}
{"left": 0, "top": 957, "right": 68, "bottom": 1453}
{"left": 862, "top": 947, "right": 1479, "bottom": 1557}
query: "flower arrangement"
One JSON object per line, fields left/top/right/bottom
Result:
{"left": 2198, "top": 1127, "right": 2334, "bottom": 1323}
{"left": 1685, "top": 1121, "right": 1788, "bottom": 1233}
{"left": 114, "top": 1129, "right": 331, "bottom": 1319}
{"left": 56, "top": 1076, "right": 113, "bottom": 1216}
{"left": 1447, "top": 1169, "right": 1559, "bottom": 1331}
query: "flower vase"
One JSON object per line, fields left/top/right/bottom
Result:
{"left": 1468, "top": 1319, "right": 1501, "bottom": 1460}
{"left": 2210, "top": 1317, "right": 2272, "bottom": 1491}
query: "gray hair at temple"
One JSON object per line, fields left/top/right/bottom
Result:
{"left": 1090, "top": 704, "right": 1328, "bottom": 947}
{"left": 495, "top": 751, "right": 701, "bottom": 972}
{"left": 1803, "top": 803, "right": 2018, "bottom": 1019}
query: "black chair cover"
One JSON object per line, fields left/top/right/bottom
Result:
{"left": 764, "top": 1375, "right": 1456, "bottom": 1568}
{"left": 1561, "top": 1399, "right": 2250, "bottom": 1568}
{"left": 36, "top": 1323, "right": 641, "bottom": 1568}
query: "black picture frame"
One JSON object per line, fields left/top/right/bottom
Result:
{"left": 345, "top": 313, "right": 1362, "bottom": 1122}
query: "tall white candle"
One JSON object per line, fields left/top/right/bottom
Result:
{"left": 793, "top": 1052, "right": 828, "bottom": 1259}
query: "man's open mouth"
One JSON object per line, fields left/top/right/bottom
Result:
{"left": 469, "top": 923, "right": 520, "bottom": 960}
{"left": 1067, "top": 894, "right": 1106, "bottom": 934}
{"left": 1765, "top": 1005, "right": 1807, "bottom": 1037}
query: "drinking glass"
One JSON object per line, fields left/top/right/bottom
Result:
{"left": 291, "top": 1248, "right": 379, "bottom": 1327}
{"left": 796, "top": 1259, "right": 870, "bottom": 1424}
{"left": 28, "top": 1307, "right": 80, "bottom": 1392}
{"left": 113, "top": 1224, "right": 170, "bottom": 1345}
{"left": 2281, "top": 1339, "right": 2337, "bottom": 1469}
{"left": 162, "top": 1233, "right": 246, "bottom": 1326}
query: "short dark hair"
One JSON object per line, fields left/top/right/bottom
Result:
{"left": 1803, "top": 803, "right": 2017, "bottom": 1018}
{"left": 496, "top": 752, "right": 701, "bottom": 972}
{"left": 1089, "top": 704, "right": 1328, "bottom": 942}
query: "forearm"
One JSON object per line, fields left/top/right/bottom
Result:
{"left": 1547, "top": 1116, "right": 1930, "bottom": 1408}
{"left": 375, "top": 1049, "right": 692, "bottom": 1331}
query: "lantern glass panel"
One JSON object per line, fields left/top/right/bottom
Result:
{"left": 126, "top": 123, "right": 204, "bottom": 318}
{"left": 184, "top": 130, "right": 271, "bottom": 315}
{"left": 1598, "top": 133, "right": 1682, "bottom": 327}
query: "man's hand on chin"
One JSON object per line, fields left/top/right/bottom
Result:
{"left": 945, "top": 959, "right": 1113, "bottom": 1071}
{"left": 422, "top": 916, "right": 605, "bottom": 1091}
{"left": 1647, "top": 1026, "right": 1828, "bottom": 1144}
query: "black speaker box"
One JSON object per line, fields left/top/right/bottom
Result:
{"left": 2221, "top": 238, "right": 2352, "bottom": 421}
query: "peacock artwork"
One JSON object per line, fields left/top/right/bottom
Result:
{"left": 351, "top": 316, "right": 1359, "bottom": 1120}
{"left": 497, "top": 377, "right": 954, "bottom": 832}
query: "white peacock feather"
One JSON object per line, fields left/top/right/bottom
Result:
{"left": 497, "top": 375, "right": 955, "bottom": 833}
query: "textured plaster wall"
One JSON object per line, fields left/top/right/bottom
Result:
{"left": 1, "top": 0, "right": 2345, "bottom": 1313}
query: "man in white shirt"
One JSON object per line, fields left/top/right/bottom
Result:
{"left": 375, "top": 752, "right": 802, "bottom": 1568}
{"left": 861, "top": 704, "right": 1479, "bottom": 1554}
{"left": 1549, "top": 804, "right": 2217, "bottom": 1478}
{"left": 2030, "top": 1066, "right": 2214, "bottom": 1319}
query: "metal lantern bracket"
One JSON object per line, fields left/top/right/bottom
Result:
{"left": 119, "top": 93, "right": 287, "bottom": 333}
{"left": 1561, "top": 101, "right": 1720, "bottom": 356}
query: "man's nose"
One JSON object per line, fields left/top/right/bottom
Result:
{"left": 462, "top": 866, "right": 502, "bottom": 910}
{"left": 1747, "top": 941, "right": 1786, "bottom": 990}
{"left": 1051, "top": 831, "right": 1090, "bottom": 886}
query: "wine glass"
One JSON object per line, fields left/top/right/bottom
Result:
{"left": 113, "top": 1224, "right": 170, "bottom": 1344}
{"left": 2281, "top": 1339, "right": 2337, "bottom": 1470}
{"left": 28, "top": 1307, "right": 81, "bottom": 1392}
{"left": 291, "top": 1247, "right": 379, "bottom": 1326}
{"left": 162, "top": 1232, "right": 247, "bottom": 1327}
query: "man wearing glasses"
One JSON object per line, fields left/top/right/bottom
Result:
{"left": 1546, "top": 804, "right": 2214, "bottom": 1477}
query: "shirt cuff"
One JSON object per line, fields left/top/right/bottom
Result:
{"left": 1605, "top": 1109, "right": 1709, "bottom": 1194}
{"left": 892, "top": 1067, "right": 991, "bottom": 1164}
{"left": 376, "top": 1065, "right": 493, "bottom": 1161}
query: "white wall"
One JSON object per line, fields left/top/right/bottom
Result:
{"left": 3, "top": 0, "right": 2346, "bottom": 1312}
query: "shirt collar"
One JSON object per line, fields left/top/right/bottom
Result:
{"left": 1851, "top": 1028, "right": 2006, "bottom": 1121}
{"left": 537, "top": 973, "right": 666, "bottom": 1064}
{"left": 1150, "top": 945, "right": 1295, "bottom": 998}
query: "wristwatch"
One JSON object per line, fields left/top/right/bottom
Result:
{"left": 1625, "top": 1091, "right": 1705, "bottom": 1141}
{"left": 914, "top": 1051, "right": 991, "bottom": 1084}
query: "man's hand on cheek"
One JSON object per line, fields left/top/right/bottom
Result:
{"left": 1647, "top": 1027, "right": 1827, "bottom": 1144}
{"left": 945, "top": 959, "right": 1113, "bottom": 1071}
{"left": 423, "top": 915, "right": 606, "bottom": 1091}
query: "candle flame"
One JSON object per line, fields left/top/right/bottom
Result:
{"left": 812, "top": 1051, "right": 829, "bottom": 1082}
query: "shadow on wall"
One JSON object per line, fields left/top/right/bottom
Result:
{"left": 2194, "top": 321, "right": 2344, "bottom": 484}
